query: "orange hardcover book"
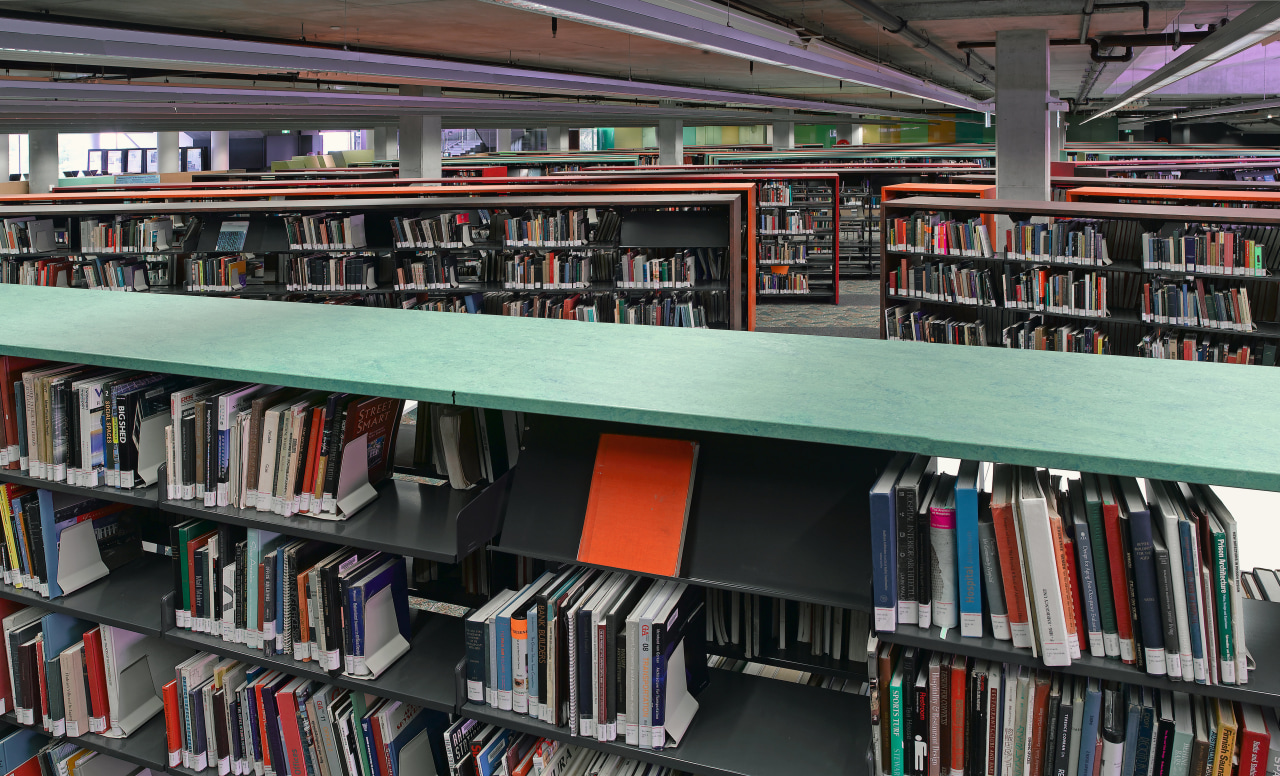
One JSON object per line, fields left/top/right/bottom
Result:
{"left": 1026, "top": 671, "right": 1053, "bottom": 776}
{"left": 163, "top": 680, "right": 182, "bottom": 767}
{"left": 577, "top": 434, "right": 700, "bottom": 577}
{"left": 4, "top": 756, "right": 39, "bottom": 776}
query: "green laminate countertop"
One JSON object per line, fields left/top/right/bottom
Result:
{"left": 1, "top": 285, "right": 1277, "bottom": 490}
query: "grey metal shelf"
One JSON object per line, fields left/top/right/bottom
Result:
{"left": 0, "top": 469, "right": 160, "bottom": 507}
{"left": 0, "top": 557, "right": 169, "bottom": 636}
{"left": 1, "top": 711, "right": 170, "bottom": 772}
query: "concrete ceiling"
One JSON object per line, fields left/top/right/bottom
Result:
{"left": 0, "top": 0, "right": 1270, "bottom": 127}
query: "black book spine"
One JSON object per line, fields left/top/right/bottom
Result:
{"left": 181, "top": 413, "right": 196, "bottom": 489}
{"left": 896, "top": 484, "right": 919, "bottom": 620}
{"left": 194, "top": 546, "right": 207, "bottom": 625}
{"left": 321, "top": 402, "right": 350, "bottom": 500}
{"left": 1120, "top": 515, "right": 1146, "bottom": 672}
{"left": 67, "top": 384, "right": 79, "bottom": 475}
{"left": 1042, "top": 688, "right": 1061, "bottom": 776}
{"left": 8, "top": 632, "right": 24, "bottom": 718}
{"left": 916, "top": 500, "right": 931, "bottom": 624}
{"left": 576, "top": 605, "right": 593, "bottom": 729}
{"left": 1053, "top": 689, "right": 1075, "bottom": 776}
{"left": 24, "top": 499, "right": 45, "bottom": 586}
{"left": 536, "top": 593, "right": 551, "bottom": 713}
{"left": 1153, "top": 538, "right": 1179, "bottom": 671}
{"left": 319, "top": 560, "right": 341, "bottom": 670}
{"left": 912, "top": 680, "right": 929, "bottom": 776}
{"left": 204, "top": 402, "right": 216, "bottom": 497}
{"left": 170, "top": 522, "right": 184, "bottom": 621}
{"left": 969, "top": 665, "right": 986, "bottom": 776}
{"left": 235, "top": 540, "right": 247, "bottom": 634}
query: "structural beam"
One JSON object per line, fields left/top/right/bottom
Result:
{"left": 399, "top": 85, "right": 442, "bottom": 178}
{"left": 546, "top": 126, "right": 569, "bottom": 152}
{"left": 771, "top": 112, "right": 794, "bottom": 151}
{"left": 658, "top": 119, "right": 684, "bottom": 165}
{"left": 210, "top": 130, "right": 229, "bottom": 170}
{"left": 0, "top": 135, "right": 8, "bottom": 182}
{"left": 496, "top": 128, "right": 513, "bottom": 153}
{"left": 995, "top": 30, "right": 1050, "bottom": 201}
{"left": 28, "top": 130, "right": 57, "bottom": 192}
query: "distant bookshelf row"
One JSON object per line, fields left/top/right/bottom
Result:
{"left": 880, "top": 197, "right": 1280, "bottom": 363}
{"left": 754, "top": 179, "right": 840, "bottom": 303}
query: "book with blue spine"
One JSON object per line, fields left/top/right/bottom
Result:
{"left": 347, "top": 556, "right": 411, "bottom": 679}
{"left": 1121, "top": 686, "right": 1143, "bottom": 776}
{"left": 244, "top": 529, "right": 283, "bottom": 649}
{"left": 955, "top": 460, "right": 987, "bottom": 638}
{"left": 1068, "top": 481, "right": 1105, "bottom": 657}
{"left": 1117, "top": 477, "right": 1166, "bottom": 676}
{"left": 1174, "top": 515, "right": 1207, "bottom": 683}
{"left": 871, "top": 453, "right": 909, "bottom": 633}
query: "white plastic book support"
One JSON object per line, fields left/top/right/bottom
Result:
{"left": 395, "top": 728, "right": 439, "bottom": 775}
{"left": 345, "top": 585, "right": 409, "bottom": 681}
{"left": 335, "top": 432, "right": 378, "bottom": 519}
{"left": 112, "top": 655, "right": 163, "bottom": 738}
{"left": 662, "top": 640, "right": 699, "bottom": 748}
{"left": 56, "top": 520, "right": 109, "bottom": 596}
{"left": 134, "top": 412, "right": 169, "bottom": 487}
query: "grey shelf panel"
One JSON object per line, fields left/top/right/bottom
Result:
{"left": 462, "top": 667, "right": 869, "bottom": 776}
{"left": 1, "top": 711, "right": 170, "bottom": 771}
{"left": 160, "top": 477, "right": 503, "bottom": 563}
{"left": 0, "top": 469, "right": 161, "bottom": 507}
{"left": 0, "top": 558, "right": 169, "bottom": 636}
{"left": 161, "top": 612, "right": 462, "bottom": 713}
{"left": 707, "top": 642, "right": 871, "bottom": 684}
{"left": 494, "top": 415, "right": 885, "bottom": 612}
{"left": 881, "top": 597, "right": 1280, "bottom": 705}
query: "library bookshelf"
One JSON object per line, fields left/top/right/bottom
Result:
{"left": 879, "top": 195, "right": 1280, "bottom": 363}
{"left": 2, "top": 285, "right": 1280, "bottom": 776}
{"left": 0, "top": 187, "right": 758, "bottom": 330}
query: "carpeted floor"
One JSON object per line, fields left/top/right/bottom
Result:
{"left": 755, "top": 279, "right": 881, "bottom": 338}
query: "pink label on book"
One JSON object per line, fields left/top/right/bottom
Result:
{"left": 929, "top": 507, "right": 956, "bottom": 530}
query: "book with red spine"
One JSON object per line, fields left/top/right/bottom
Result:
{"left": 1063, "top": 534, "right": 1089, "bottom": 661}
{"left": 990, "top": 465, "right": 1033, "bottom": 650}
{"left": 162, "top": 680, "right": 182, "bottom": 768}
{"left": 253, "top": 675, "right": 274, "bottom": 775}
{"left": 371, "top": 702, "right": 390, "bottom": 776}
{"left": 1026, "top": 671, "right": 1053, "bottom": 776}
{"left": 1237, "top": 703, "right": 1271, "bottom": 776}
{"left": 949, "top": 654, "right": 967, "bottom": 776}
{"left": 81, "top": 627, "right": 109, "bottom": 734}
{"left": 1101, "top": 481, "right": 1137, "bottom": 664}
{"left": 274, "top": 677, "right": 309, "bottom": 776}
{"left": 3, "top": 756, "right": 40, "bottom": 776}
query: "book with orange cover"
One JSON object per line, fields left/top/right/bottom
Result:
{"left": 82, "top": 627, "right": 109, "bottom": 734}
{"left": 163, "top": 679, "right": 182, "bottom": 767}
{"left": 577, "top": 434, "right": 700, "bottom": 577}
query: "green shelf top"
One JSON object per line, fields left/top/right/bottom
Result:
{"left": 1, "top": 285, "right": 1278, "bottom": 491}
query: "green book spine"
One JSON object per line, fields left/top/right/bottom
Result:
{"left": 351, "top": 690, "right": 374, "bottom": 776}
{"left": 1211, "top": 529, "right": 1235, "bottom": 666}
{"left": 890, "top": 668, "right": 905, "bottom": 776}
{"left": 1084, "top": 482, "right": 1120, "bottom": 648}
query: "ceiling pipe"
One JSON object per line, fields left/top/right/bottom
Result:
{"left": 832, "top": 0, "right": 993, "bottom": 88}
{"left": 960, "top": 29, "right": 1211, "bottom": 64}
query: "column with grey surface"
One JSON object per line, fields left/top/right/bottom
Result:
{"left": 210, "top": 131, "right": 230, "bottom": 170}
{"left": 399, "top": 85, "right": 442, "bottom": 178}
{"left": 28, "top": 131, "right": 58, "bottom": 193}
{"left": 658, "top": 119, "right": 684, "bottom": 165}
{"left": 835, "top": 122, "right": 855, "bottom": 145}
{"left": 374, "top": 126, "right": 398, "bottom": 160}
{"left": 0, "top": 135, "right": 8, "bottom": 181}
{"left": 496, "top": 128, "right": 512, "bottom": 153}
{"left": 771, "top": 111, "right": 794, "bottom": 151}
{"left": 546, "top": 126, "right": 568, "bottom": 152}
{"left": 995, "top": 29, "right": 1050, "bottom": 200}
{"left": 158, "top": 132, "right": 180, "bottom": 174}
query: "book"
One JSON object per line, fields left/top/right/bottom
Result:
{"left": 928, "top": 474, "right": 958, "bottom": 630}
{"left": 872, "top": 453, "right": 911, "bottom": 632}
{"left": 990, "top": 464, "right": 1033, "bottom": 650}
{"left": 955, "top": 460, "right": 987, "bottom": 638}
{"left": 577, "top": 434, "right": 700, "bottom": 577}
{"left": 1116, "top": 477, "right": 1165, "bottom": 676}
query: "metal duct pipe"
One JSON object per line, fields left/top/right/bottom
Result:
{"left": 834, "top": 0, "right": 993, "bottom": 88}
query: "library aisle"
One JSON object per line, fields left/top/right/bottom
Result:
{"left": 755, "top": 280, "right": 880, "bottom": 338}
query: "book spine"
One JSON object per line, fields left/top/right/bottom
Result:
{"left": 897, "top": 484, "right": 920, "bottom": 626}
{"left": 978, "top": 520, "right": 1011, "bottom": 641}
{"left": 992, "top": 502, "right": 1033, "bottom": 649}
{"left": 1129, "top": 510, "right": 1167, "bottom": 675}
{"left": 956, "top": 474, "right": 983, "bottom": 637}
{"left": 1104, "top": 505, "right": 1137, "bottom": 663}
{"left": 1072, "top": 521, "right": 1106, "bottom": 657}
{"left": 930, "top": 507, "right": 958, "bottom": 630}
{"left": 871, "top": 490, "right": 897, "bottom": 631}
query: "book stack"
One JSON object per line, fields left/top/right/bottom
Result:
{"left": 0, "top": 607, "right": 188, "bottom": 741}
{"left": 1001, "top": 267, "right": 1110, "bottom": 317}
{"left": 0, "top": 218, "right": 55, "bottom": 255}
{"left": 883, "top": 307, "right": 990, "bottom": 347}
{"left": 442, "top": 718, "right": 693, "bottom": 776}
{"left": 887, "top": 260, "right": 999, "bottom": 306}
{"left": 0, "top": 485, "right": 143, "bottom": 599}
{"left": 490, "top": 291, "right": 720, "bottom": 328}
{"left": 464, "top": 569, "right": 709, "bottom": 751}
{"left": 1141, "top": 280, "right": 1255, "bottom": 331}
{"left": 185, "top": 256, "right": 254, "bottom": 292}
{"left": 78, "top": 216, "right": 174, "bottom": 254}
{"left": 0, "top": 259, "right": 71, "bottom": 288}
{"left": 1142, "top": 228, "right": 1268, "bottom": 275}
{"left": 504, "top": 253, "right": 593, "bottom": 290}
{"left": 1001, "top": 318, "right": 1110, "bottom": 354}
{"left": 757, "top": 272, "right": 809, "bottom": 294}
{"left": 284, "top": 255, "right": 379, "bottom": 292}
{"left": 412, "top": 403, "right": 521, "bottom": 491}
{"left": 392, "top": 254, "right": 459, "bottom": 291}
{"left": 1137, "top": 331, "right": 1264, "bottom": 365}
{"left": 870, "top": 641, "right": 1277, "bottom": 776}
{"left": 759, "top": 242, "right": 811, "bottom": 265}
{"left": 172, "top": 523, "right": 412, "bottom": 679}
{"left": 283, "top": 214, "right": 368, "bottom": 251}
{"left": 1005, "top": 219, "right": 1115, "bottom": 265}
{"left": 391, "top": 212, "right": 476, "bottom": 249}
{"left": 165, "top": 653, "right": 450, "bottom": 776}
{"left": 614, "top": 251, "right": 699, "bottom": 290}
{"left": 888, "top": 215, "right": 994, "bottom": 257}
{"left": 78, "top": 258, "right": 151, "bottom": 292}
{"left": 760, "top": 181, "right": 793, "bottom": 205}
{"left": 759, "top": 210, "right": 816, "bottom": 235}
{"left": 502, "top": 209, "right": 592, "bottom": 247}
{"left": 871, "top": 456, "right": 1250, "bottom": 685}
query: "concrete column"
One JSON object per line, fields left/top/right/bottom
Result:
{"left": 657, "top": 119, "right": 684, "bottom": 165}
{"left": 852, "top": 125, "right": 864, "bottom": 145}
{"left": 0, "top": 135, "right": 8, "bottom": 181}
{"left": 835, "top": 122, "right": 855, "bottom": 145}
{"left": 210, "top": 131, "right": 230, "bottom": 170}
{"left": 496, "top": 128, "right": 512, "bottom": 153}
{"left": 157, "top": 132, "right": 181, "bottom": 174}
{"left": 995, "top": 29, "right": 1050, "bottom": 201}
{"left": 1050, "top": 112, "right": 1067, "bottom": 161}
{"left": 398, "top": 85, "right": 442, "bottom": 178}
{"left": 770, "top": 112, "right": 794, "bottom": 151}
{"left": 374, "top": 126, "right": 398, "bottom": 160}
{"left": 28, "top": 130, "right": 58, "bottom": 192}
{"left": 546, "top": 126, "right": 569, "bottom": 152}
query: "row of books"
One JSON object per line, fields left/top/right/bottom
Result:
{"left": 502, "top": 254, "right": 593, "bottom": 290}
{"left": 1140, "top": 280, "right": 1256, "bottom": 331}
{"left": 871, "top": 457, "right": 1250, "bottom": 684}
{"left": 871, "top": 641, "right": 1278, "bottom": 776}
{"left": 1242, "top": 567, "right": 1280, "bottom": 601}
{"left": 165, "top": 651, "right": 447, "bottom": 776}
{"left": 0, "top": 259, "right": 71, "bottom": 289}
{"left": 0, "top": 219, "right": 55, "bottom": 255}
{"left": 614, "top": 251, "right": 706, "bottom": 290}
{"left": 0, "top": 605, "right": 184, "bottom": 741}
{"left": 464, "top": 568, "right": 708, "bottom": 751}
{"left": 883, "top": 308, "right": 991, "bottom": 347}
{"left": 887, "top": 216, "right": 994, "bottom": 258}
{"left": 411, "top": 403, "right": 523, "bottom": 491}
{"left": 79, "top": 216, "right": 175, "bottom": 255}
{"left": 185, "top": 256, "right": 254, "bottom": 292}
{"left": 759, "top": 243, "right": 819, "bottom": 264}
{"left": 887, "top": 261, "right": 999, "bottom": 307}
{"left": 1005, "top": 220, "right": 1113, "bottom": 265}
{"left": 80, "top": 258, "right": 153, "bottom": 292}
{"left": 392, "top": 254, "right": 462, "bottom": 291}
{"left": 1003, "top": 268, "right": 1110, "bottom": 318}
{"left": 1001, "top": 320, "right": 1111, "bottom": 355}
{"left": 502, "top": 210, "right": 595, "bottom": 247}
{"left": 759, "top": 181, "right": 832, "bottom": 206}
{"left": 757, "top": 273, "right": 810, "bottom": 294}
{"left": 1142, "top": 229, "right": 1269, "bottom": 276}
{"left": 759, "top": 212, "right": 816, "bottom": 234}
{"left": 172, "top": 521, "right": 412, "bottom": 679}
{"left": 391, "top": 213, "right": 476, "bottom": 249}
{"left": 283, "top": 214, "right": 369, "bottom": 251}
{"left": 495, "top": 291, "right": 723, "bottom": 328}
{"left": 1137, "top": 332, "right": 1271, "bottom": 365}
{"left": 703, "top": 588, "right": 870, "bottom": 664}
{"left": 283, "top": 255, "right": 379, "bottom": 293}
{"left": 440, "top": 718, "right": 692, "bottom": 776}
{"left": 0, "top": 485, "right": 143, "bottom": 599}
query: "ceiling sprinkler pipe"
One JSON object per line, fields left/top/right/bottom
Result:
{"left": 834, "top": 0, "right": 993, "bottom": 87}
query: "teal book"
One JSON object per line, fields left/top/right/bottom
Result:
{"left": 955, "top": 460, "right": 986, "bottom": 638}
{"left": 889, "top": 660, "right": 905, "bottom": 776}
